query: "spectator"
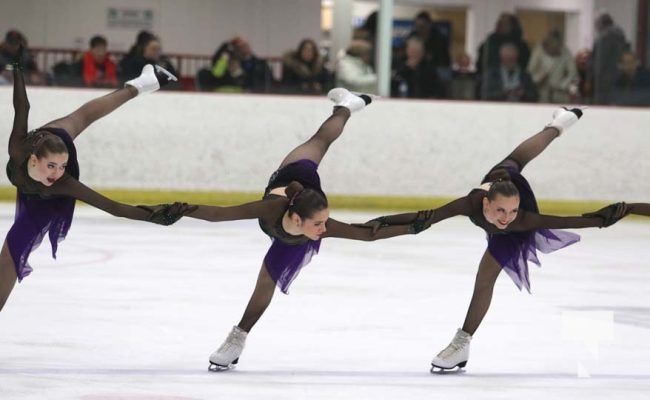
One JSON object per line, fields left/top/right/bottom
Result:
{"left": 354, "top": 11, "right": 378, "bottom": 68}
{"left": 408, "top": 10, "right": 452, "bottom": 88}
{"left": 197, "top": 36, "right": 274, "bottom": 93}
{"left": 612, "top": 50, "right": 650, "bottom": 106}
{"left": 453, "top": 52, "right": 474, "bottom": 74}
{"left": 592, "top": 12, "right": 629, "bottom": 104}
{"left": 575, "top": 49, "right": 593, "bottom": 103}
{"left": 484, "top": 43, "right": 538, "bottom": 102}
{"left": 527, "top": 30, "right": 577, "bottom": 103}
{"left": 281, "top": 39, "right": 329, "bottom": 94}
{"left": 476, "top": 13, "right": 530, "bottom": 99}
{"left": 79, "top": 35, "right": 118, "bottom": 88}
{"left": 451, "top": 52, "right": 477, "bottom": 100}
{"left": 476, "top": 13, "right": 530, "bottom": 74}
{"left": 335, "top": 39, "right": 378, "bottom": 94}
{"left": 123, "top": 30, "right": 155, "bottom": 64}
{"left": 391, "top": 37, "right": 443, "bottom": 99}
{"left": 0, "top": 29, "right": 42, "bottom": 85}
{"left": 119, "top": 34, "right": 178, "bottom": 88}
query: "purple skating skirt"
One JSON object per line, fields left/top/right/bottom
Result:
{"left": 6, "top": 128, "right": 79, "bottom": 281}
{"left": 264, "top": 239, "right": 321, "bottom": 294}
{"left": 483, "top": 162, "right": 580, "bottom": 293}
{"left": 262, "top": 159, "right": 325, "bottom": 294}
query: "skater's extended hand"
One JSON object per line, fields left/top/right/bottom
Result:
{"left": 351, "top": 217, "right": 386, "bottom": 236}
{"left": 582, "top": 202, "right": 630, "bottom": 228}
{"left": 137, "top": 202, "right": 198, "bottom": 226}
{"left": 8, "top": 43, "right": 25, "bottom": 70}
{"left": 408, "top": 209, "right": 435, "bottom": 234}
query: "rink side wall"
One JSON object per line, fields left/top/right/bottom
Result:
{"left": 0, "top": 87, "right": 648, "bottom": 207}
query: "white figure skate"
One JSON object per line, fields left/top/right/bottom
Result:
{"left": 125, "top": 64, "right": 177, "bottom": 95}
{"left": 430, "top": 328, "right": 472, "bottom": 373}
{"left": 327, "top": 87, "right": 375, "bottom": 112}
{"left": 208, "top": 326, "right": 248, "bottom": 372}
{"left": 545, "top": 107, "right": 584, "bottom": 135}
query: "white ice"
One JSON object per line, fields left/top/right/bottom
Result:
{"left": 1, "top": 204, "right": 649, "bottom": 400}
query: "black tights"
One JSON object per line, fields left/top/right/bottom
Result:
{"left": 237, "top": 264, "right": 276, "bottom": 332}
{"left": 504, "top": 127, "right": 560, "bottom": 171}
{"left": 237, "top": 107, "right": 352, "bottom": 332}
{"left": 43, "top": 86, "right": 138, "bottom": 141}
{"left": 278, "top": 107, "right": 351, "bottom": 168}
{"left": 461, "top": 126, "right": 560, "bottom": 335}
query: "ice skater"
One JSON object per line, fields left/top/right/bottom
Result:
{"left": 0, "top": 51, "right": 193, "bottom": 311}
{"left": 183, "top": 88, "right": 434, "bottom": 371}
{"left": 361, "top": 107, "right": 647, "bottom": 371}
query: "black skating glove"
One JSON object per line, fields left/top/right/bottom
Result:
{"left": 408, "top": 209, "right": 435, "bottom": 234}
{"left": 137, "top": 202, "right": 197, "bottom": 226}
{"left": 353, "top": 216, "right": 388, "bottom": 235}
{"left": 6, "top": 43, "right": 25, "bottom": 71}
{"left": 582, "top": 202, "right": 630, "bottom": 228}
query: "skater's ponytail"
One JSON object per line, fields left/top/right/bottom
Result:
{"left": 487, "top": 169, "right": 519, "bottom": 200}
{"left": 285, "top": 181, "right": 328, "bottom": 219}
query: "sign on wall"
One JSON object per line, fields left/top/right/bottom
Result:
{"left": 107, "top": 8, "right": 154, "bottom": 29}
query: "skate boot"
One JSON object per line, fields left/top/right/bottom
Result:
{"left": 545, "top": 107, "right": 584, "bottom": 135}
{"left": 125, "top": 64, "right": 177, "bottom": 95}
{"left": 327, "top": 87, "right": 374, "bottom": 112}
{"left": 208, "top": 326, "right": 247, "bottom": 371}
{"left": 430, "top": 328, "right": 472, "bottom": 373}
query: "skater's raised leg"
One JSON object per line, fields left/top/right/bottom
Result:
{"left": 505, "top": 107, "right": 583, "bottom": 171}
{"left": 42, "top": 65, "right": 177, "bottom": 140}
{"left": 278, "top": 88, "right": 371, "bottom": 169}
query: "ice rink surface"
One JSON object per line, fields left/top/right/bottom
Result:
{"left": 1, "top": 204, "right": 649, "bottom": 400}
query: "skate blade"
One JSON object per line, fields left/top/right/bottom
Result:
{"left": 430, "top": 361, "right": 467, "bottom": 375}
{"left": 208, "top": 358, "right": 239, "bottom": 372}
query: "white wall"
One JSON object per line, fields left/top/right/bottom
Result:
{"left": 1, "top": 87, "right": 649, "bottom": 203}
{"left": 0, "top": 0, "right": 322, "bottom": 57}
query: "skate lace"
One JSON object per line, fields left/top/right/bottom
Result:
{"left": 218, "top": 332, "right": 245, "bottom": 353}
{"left": 436, "top": 337, "right": 468, "bottom": 359}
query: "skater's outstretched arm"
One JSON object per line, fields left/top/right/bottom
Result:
{"left": 515, "top": 212, "right": 604, "bottom": 230}
{"left": 322, "top": 212, "right": 433, "bottom": 240}
{"left": 515, "top": 202, "right": 630, "bottom": 230}
{"left": 47, "top": 177, "right": 191, "bottom": 225}
{"left": 185, "top": 198, "right": 286, "bottom": 222}
{"left": 9, "top": 57, "right": 29, "bottom": 159}
{"left": 627, "top": 203, "right": 650, "bottom": 216}
{"left": 359, "top": 196, "right": 474, "bottom": 234}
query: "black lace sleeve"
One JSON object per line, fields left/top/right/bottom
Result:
{"left": 185, "top": 198, "right": 286, "bottom": 222}
{"left": 47, "top": 176, "right": 152, "bottom": 221}
{"left": 368, "top": 195, "right": 475, "bottom": 226}
{"left": 514, "top": 211, "right": 604, "bottom": 230}
{"left": 8, "top": 65, "right": 29, "bottom": 159}
{"left": 322, "top": 218, "right": 409, "bottom": 240}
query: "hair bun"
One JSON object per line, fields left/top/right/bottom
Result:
{"left": 284, "top": 181, "right": 305, "bottom": 198}
{"left": 488, "top": 168, "right": 511, "bottom": 183}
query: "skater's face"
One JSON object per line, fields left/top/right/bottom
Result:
{"left": 483, "top": 194, "right": 519, "bottom": 229}
{"left": 296, "top": 208, "right": 329, "bottom": 240}
{"left": 29, "top": 152, "right": 68, "bottom": 186}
